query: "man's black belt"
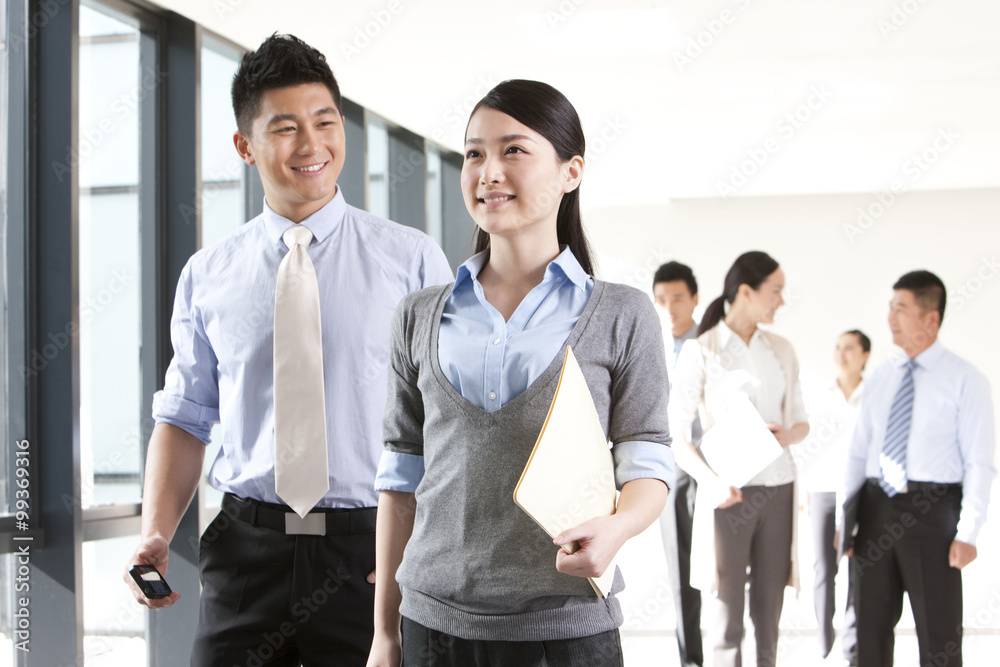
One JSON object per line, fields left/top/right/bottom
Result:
{"left": 865, "top": 478, "right": 961, "bottom": 494}
{"left": 222, "top": 493, "right": 377, "bottom": 536}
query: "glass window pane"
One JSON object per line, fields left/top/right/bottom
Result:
{"left": 83, "top": 536, "right": 147, "bottom": 663}
{"left": 200, "top": 36, "right": 246, "bottom": 249}
{"left": 367, "top": 117, "right": 389, "bottom": 218}
{"left": 78, "top": 4, "right": 143, "bottom": 507}
{"left": 426, "top": 147, "right": 442, "bottom": 245}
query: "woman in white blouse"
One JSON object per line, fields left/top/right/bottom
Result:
{"left": 799, "top": 330, "right": 869, "bottom": 665}
{"left": 668, "top": 251, "right": 810, "bottom": 667}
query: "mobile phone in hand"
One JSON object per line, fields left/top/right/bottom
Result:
{"left": 129, "top": 564, "right": 173, "bottom": 599}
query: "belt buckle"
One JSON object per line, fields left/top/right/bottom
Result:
{"left": 284, "top": 512, "right": 326, "bottom": 536}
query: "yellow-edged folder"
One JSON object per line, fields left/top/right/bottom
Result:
{"left": 513, "top": 346, "right": 617, "bottom": 598}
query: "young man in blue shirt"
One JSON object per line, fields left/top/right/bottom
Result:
{"left": 123, "top": 34, "right": 451, "bottom": 666}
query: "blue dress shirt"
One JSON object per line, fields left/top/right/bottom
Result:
{"left": 844, "top": 340, "right": 996, "bottom": 544}
{"left": 670, "top": 323, "right": 703, "bottom": 447}
{"left": 375, "top": 247, "right": 676, "bottom": 493}
{"left": 152, "top": 188, "right": 454, "bottom": 508}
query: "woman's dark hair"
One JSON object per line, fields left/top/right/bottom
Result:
{"left": 232, "top": 33, "right": 342, "bottom": 135}
{"left": 698, "top": 251, "right": 780, "bottom": 336}
{"left": 468, "top": 79, "right": 595, "bottom": 275}
{"left": 843, "top": 329, "right": 872, "bottom": 354}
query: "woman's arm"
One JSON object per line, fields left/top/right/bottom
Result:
{"left": 553, "top": 477, "right": 668, "bottom": 578}
{"left": 767, "top": 421, "right": 810, "bottom": 448}
{"left": 669, "top": 341, "right": 743, "bottom": 508}
{"left": 367, "top": 490, "right": 416, "bottom": 667}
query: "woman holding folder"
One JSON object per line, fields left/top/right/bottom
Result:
{"left": 668, "top": 251, "right": 809, "bottom": 667}
{"left": 366, "top": 80, "right": 675, "bottom": 667}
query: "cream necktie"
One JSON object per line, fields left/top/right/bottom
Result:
{"left": 274, "top": 224, "right": 330, "bottom": 518}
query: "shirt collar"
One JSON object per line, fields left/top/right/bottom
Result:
{"left": 897, "top": 339, "right": 944, "bottom": 372}
{"left": 718, "top": 319, "right": 768, "bottom": 350}
{"left": 262, "top": 187, "right": 347, "bottom": 246}
{"left": 449, "top": 246, "right": 590, "bottom": 296}
{"left": 674, "top": 322, "right": 698, "bottom": 344}
{"left": 830, "top": 376, "right": 865, "bottom": 403}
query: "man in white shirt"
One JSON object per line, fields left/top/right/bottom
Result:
{"left": 843, "top": 270, "right": 995, "bottom": 667}
{"left": 653, "top": 261, "right": 703, "bottom": 667}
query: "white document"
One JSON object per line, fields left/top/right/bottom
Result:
{"left": 699, "top": 393, "right": 784, "bottom": 488}
{"left": 513, "top": 346, "right": 617, "bottom": 598}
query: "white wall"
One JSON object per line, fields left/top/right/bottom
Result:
{"left": 590, "top": 187, "right": 1000, "bottom": 392}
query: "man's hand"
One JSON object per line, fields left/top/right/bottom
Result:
{"left": 834, "top": 530, "right": 854, "bottom": 558}
{"left": 367, "top": 569, "right": 376, "bottom": 584}
{"left": 124, "top": 535, "right": 180, "bottom": 608}
{"left": 949, "top": 540, "right": 977, "bottom": 569}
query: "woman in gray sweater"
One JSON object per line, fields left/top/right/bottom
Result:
{"left": 366, "top": 80, "right": 676, "bottom": 667}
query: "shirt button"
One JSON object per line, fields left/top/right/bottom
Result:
{"left": 493, "top": 338, "right": 501, "bottom": 345}
{"left": 488, "top": 392, "right": 497, "bottom": 400}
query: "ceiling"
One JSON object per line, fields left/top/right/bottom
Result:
{"left": 156, "top": 0, "right": 1000, "bottom": 201}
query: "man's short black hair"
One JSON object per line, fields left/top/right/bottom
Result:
{"left": 232, "top": 33, "right": 342, "bottom": 135}
{"left": 653, "top": 261, "right": 697, "bottom": 296}
{"left": 893, "top": 270, "right": 946, "bottom": 324}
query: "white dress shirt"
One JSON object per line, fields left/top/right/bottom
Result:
{"left": 844, "top": 340, "right": 996, "bottom": 545}
{"left": 798, "top": 379, "right": 864, "bottom": 493}
{"left": 671, "top": 321, "right": 808, "bottom": 487}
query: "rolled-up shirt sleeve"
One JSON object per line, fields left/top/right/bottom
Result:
{"left": 378, "top": 296, "right": 426, "bottom": 492}
{"left": 613, "top": 440, "right": 676, "bottom": 490}
{"left": 606, "top": 290, "right": 673, "bottom": 490}
{"left": 151, "top": 262, "right": 219, "bottom": 444}
{"left": 374, "top": 451, "right": 425, "bottom": 493}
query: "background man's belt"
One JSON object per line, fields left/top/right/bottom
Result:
{"left": 222, "top": 493, "right": 377, "bottom": 536}
{"left": 865, "top": 478, "right": 961, "bottom": 494}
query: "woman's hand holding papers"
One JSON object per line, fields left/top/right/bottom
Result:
{"left": 712, "top": 479, "right": 743, "bottom": 509}
{"left": 553, "top": 478, "right": 668, "bottom": 579}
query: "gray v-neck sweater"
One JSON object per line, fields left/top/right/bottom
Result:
{"left": 383, "top": 280, "right": 672, "bottom": 641}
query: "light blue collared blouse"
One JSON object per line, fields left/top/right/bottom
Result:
{"left": 375, "top": 247, "right": 676, "bottom": 493}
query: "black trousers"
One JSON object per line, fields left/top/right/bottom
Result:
{"left": 810, "top": 491, "right": 857, "bottom": 661}
{"left": 658, "top": 466, "right": 703, "bottom": 666}
{"left": 190, "top": 497, "right": 377, "bottom": 667}
{"left": 400, "top": 617, "right": 623, "bottom": 667}
{"left": 853, "top": 481, "right": 963, "bottom": 667}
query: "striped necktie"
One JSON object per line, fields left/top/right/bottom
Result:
{"left": 879, "top": 360, "right": 917, "bottom": 497}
